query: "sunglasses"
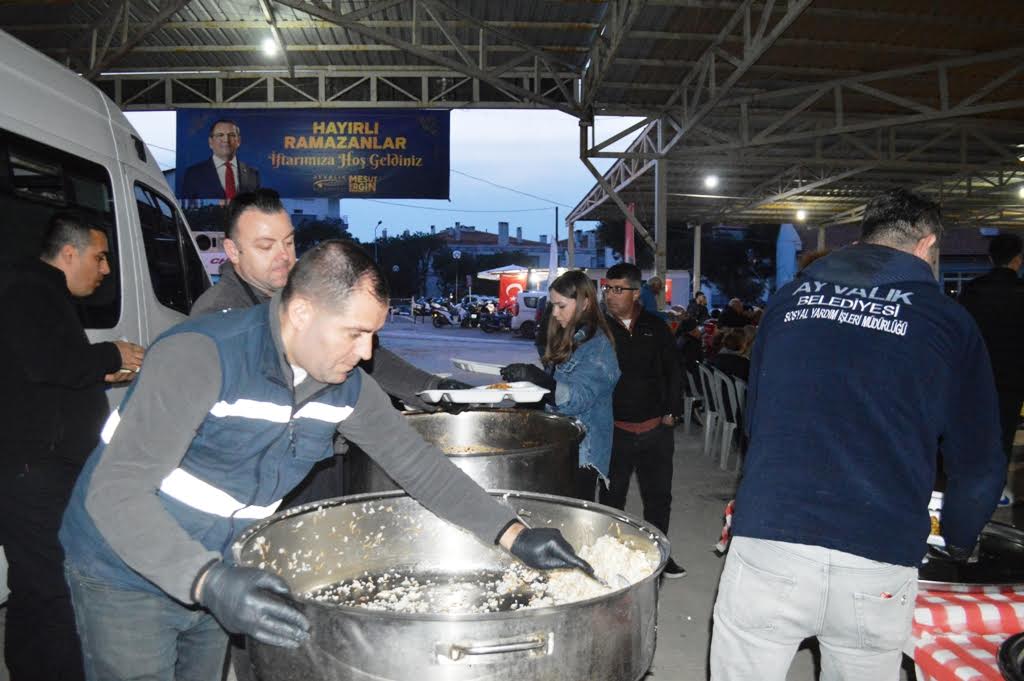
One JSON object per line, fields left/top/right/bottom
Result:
{"left": 602, "top": 285, "right": 639, "bottom": 294}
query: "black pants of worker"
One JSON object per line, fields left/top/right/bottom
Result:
{"left": 998, "top": 391, "right": 1024, "bottom": 461}
{"left": 599, "top": 425, "right": 674, "bottom": 536}
{"left": 0, "top": 456, "right": 84, "bottom": 681}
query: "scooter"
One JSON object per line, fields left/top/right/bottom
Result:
{"left": 480, "top": 310, "right": 513, "bottom": 334}
{"left": 459, "top": 303, "right": 482, "bottom": 328}
{"left": 430, "top": 300, "right": 460, "bottom": 327}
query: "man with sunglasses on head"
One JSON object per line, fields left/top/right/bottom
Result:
{"left": 599, "top": 262, "right": 685, "bottom": 578}
{"left": 182, "top": 119, "right": 261, "bottom": 200}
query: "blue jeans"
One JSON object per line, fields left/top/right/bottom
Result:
{"left": 711, "top": 537, "right": 918, "bottom": 681}
{"left": 65, "top": 566, "right": 228, "bottom": 681}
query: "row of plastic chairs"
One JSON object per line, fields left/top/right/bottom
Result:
{"left": 684, "top": 363, "right": 747, "bottom": 471}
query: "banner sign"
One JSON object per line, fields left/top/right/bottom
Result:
{"left": 175, "top": 109, "right": 450, "bottom": 200}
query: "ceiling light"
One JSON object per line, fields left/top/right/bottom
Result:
{"left": 704, "top": 174, "right": 719, "bottom": 189}
{"left": 262, "top": 37, "right": 279, "bottom": 56}
{"left": 796, "top": 209, "right": 807, "bottom": 221}
{"left": 1019, "top": 185, "right": 1024, "bottom": 200}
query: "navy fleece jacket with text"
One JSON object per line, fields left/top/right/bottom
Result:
{"left": 732, "top": 243, "right": 1004, "bottom": 566}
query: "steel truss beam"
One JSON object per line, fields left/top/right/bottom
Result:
{"left": 97, "top": 66, "right": 578, "bottom": 110}
{"left": 580, "top": 0, "right": 649, "bottom": 112}
{"left": 271, "top": 0, "right": 582, "bottom": 114}
{"left": 85, "top": 0, "right": 195, "bottom": 79}
{"left": 571, "top": 45, "right": 1024, "bottom": 225}
{"left": 573, "top": 0, "right": 810, "bottom": 229}
{"left": 258, "top": 0, "right": 294, "bottom": 78}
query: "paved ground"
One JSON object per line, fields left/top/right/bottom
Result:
{"left": 0, "top": 318, "right": 1016, "bottom": 680}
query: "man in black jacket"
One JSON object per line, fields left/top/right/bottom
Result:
{"left": 599, "top": 262, "right": 685, "bottom": 577}
{"left": 960, "top": 233, "right": 1024, "bottom": 502}
{"left": 0, "top": 213, "right": 144, "bottom": 681}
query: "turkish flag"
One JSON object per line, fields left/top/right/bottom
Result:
{"left": 499, "top": 273, "right": 528, "bottom": 310}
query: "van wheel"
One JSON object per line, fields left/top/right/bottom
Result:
{"left": 519, "top": 321, "right": 536, "bottom": 339}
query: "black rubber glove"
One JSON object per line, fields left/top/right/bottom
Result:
{"left": 500, "top": 363, "right": 556, "bottom": 392}
{"left": 436, "top": 378, "right": 472, "bottom": 391}
{"left": 509, "top": 527, "right": 594, "bottom": 573}
{"left": 197, "top": 562, "right": 310, "bottom": 648}
{"left": 434, "top": 378, "right": 472, "bottom": 414}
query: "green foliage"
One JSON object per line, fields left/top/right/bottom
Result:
{"left": 432, "top": 248, "right": 532, "bottom": 296}
{"left": 596, "top": 219, "right": 779, "bottom": 303}
{"left": 376, "top": 232, "right": 445, "bottom": 297}
{"left": 293, "top": 218, "right": 354, "bottom": 256}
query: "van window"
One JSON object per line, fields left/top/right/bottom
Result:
{"left": 0, "top": 130, "right": 121, "bottom": 328}
{"left": 523, "top": 295, "right": 540, "bottom": 309}
{"left": 135, "top": 183, "right": 208, "bottom": 314}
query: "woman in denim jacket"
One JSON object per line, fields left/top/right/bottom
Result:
{"left": 502, "top": 271, "right": 620, "bottom": 501}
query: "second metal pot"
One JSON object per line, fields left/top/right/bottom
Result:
{"left": 343, "top": 409, "right": 582, "bottom": 496}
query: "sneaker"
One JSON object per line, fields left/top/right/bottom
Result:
{"left": 1000, "top": 486, "right": 1015, "bottom": 508}
{"left": 662, "top": 558, "right": 687, "bottom": 579}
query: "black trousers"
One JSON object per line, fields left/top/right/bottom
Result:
{"left": 998, "top": 391, "right": 1024, "bottom": 462}
{"left": 599, "top": 425, "right": 674, "bottom": 536}
{"left": 0, "top": 456, "right": 85, "bottom": 681}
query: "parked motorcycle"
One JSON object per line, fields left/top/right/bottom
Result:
{"left": 430, "top": 300, "right": 460, "bottom": 327}
{"left": 479, "top": 310, "right": 513, "bottom": 334}
{"left": 459, "top": 302, "right": 483, "bottom": 328}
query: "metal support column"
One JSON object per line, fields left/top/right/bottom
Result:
{"left": 692, "top": 223, "right": 702, "bottom": 299}
{"left": 654, "top": 122, "right": 668, "bottom": 306}
{"left": 817, "top": 226, "right": 826, "bottom": 251}
{"left": 567, "top": 218, "right": 575, "bottom": 269}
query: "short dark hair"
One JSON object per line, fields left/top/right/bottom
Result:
{"left": 860, "top": 188, "right": 943, "bottom": 248}
{"left": 40, "top": 212, "right": 101, "bottom": 260}
{"left": 606, "top": 262, "right": 642, "bottom": 288}
{"left": 989, "top": 233, "right": 1023, "bottom": 267}
{"left": 282, "top": 239, "right": 389, "bottom": 313}
{"left": 224, "top": 189, "right": 286, "bottom": 240}
{"left": 208, "top": 119, "right": 239, "bottom": 136}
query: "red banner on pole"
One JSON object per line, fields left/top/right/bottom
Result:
{"left": 498, "top": 273, "right": 528, "bottom": 310}
{"left": 624, "top": 202, "right": 636, "bottom": 264}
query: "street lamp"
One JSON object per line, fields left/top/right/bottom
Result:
{"left": 373, "top": 220, "right": 383, "bottom": 261}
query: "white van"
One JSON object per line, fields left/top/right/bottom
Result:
{"left": 512, "top": 290, "right": 547, "bottom": 338}
{"left": 0, "top": 30, "right": 210, "bottom": 601}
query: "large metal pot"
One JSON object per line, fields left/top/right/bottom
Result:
{"left": 233, "top": 491, "right": 668, "bottom": 681}
{"left": 343, "top": 409, "right": 582, "bottom": 497}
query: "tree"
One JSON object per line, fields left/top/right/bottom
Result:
{"left": 293, "top": 218, "right": 354, "bottom": 256}
{"left": 432, "top": 248, "right": 531, "bottom": 297}
{"left": 376, "top": 232, "right": 445, "bottom": 297}
{"left": 596, "top": 218, "right": 779, "bottom": 304}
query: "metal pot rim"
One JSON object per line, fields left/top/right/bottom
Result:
{"left": 233, "top": 490, "right": 669, "bottom": 621}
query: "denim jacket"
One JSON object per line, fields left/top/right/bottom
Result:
{"left": 551, "top": 329, "right": 620, "bottom": 479}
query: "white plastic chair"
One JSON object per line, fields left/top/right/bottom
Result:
{"left": 713, "top": 368, "right": 742, "bottom": 471}
{"left": 697, "top": 363, "right": 721, "bottom": 458}
{"left": 683, "top": 370, "right": 702, "bottom": 436}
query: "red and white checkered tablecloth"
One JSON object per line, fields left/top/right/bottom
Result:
{"left": 912, "top": 586, "right": 1024, "bottom": 681}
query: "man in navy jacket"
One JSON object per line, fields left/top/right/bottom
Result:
{"left": 959, "top": 233, "right": 1024, "bottom": 504}
{"left": 710, "top": 189, "right": 1005, "bottom": 680}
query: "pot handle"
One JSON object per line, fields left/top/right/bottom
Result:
{"left": 569, "top": 417, "right": 586, "bottom": 442}
{"left": 438, "top": 634, "right": 549, "bottom": 662}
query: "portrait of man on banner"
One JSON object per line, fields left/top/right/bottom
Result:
{"left": 181, "top": 119, "right": 261, "bottom": 200}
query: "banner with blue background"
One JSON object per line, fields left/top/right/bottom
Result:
{"left": 175, "top": 109, "right": 450, "bottom": 200}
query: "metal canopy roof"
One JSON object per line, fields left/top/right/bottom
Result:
{"left": 1, "top": 1, "right": 1022, "bottom": 231}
